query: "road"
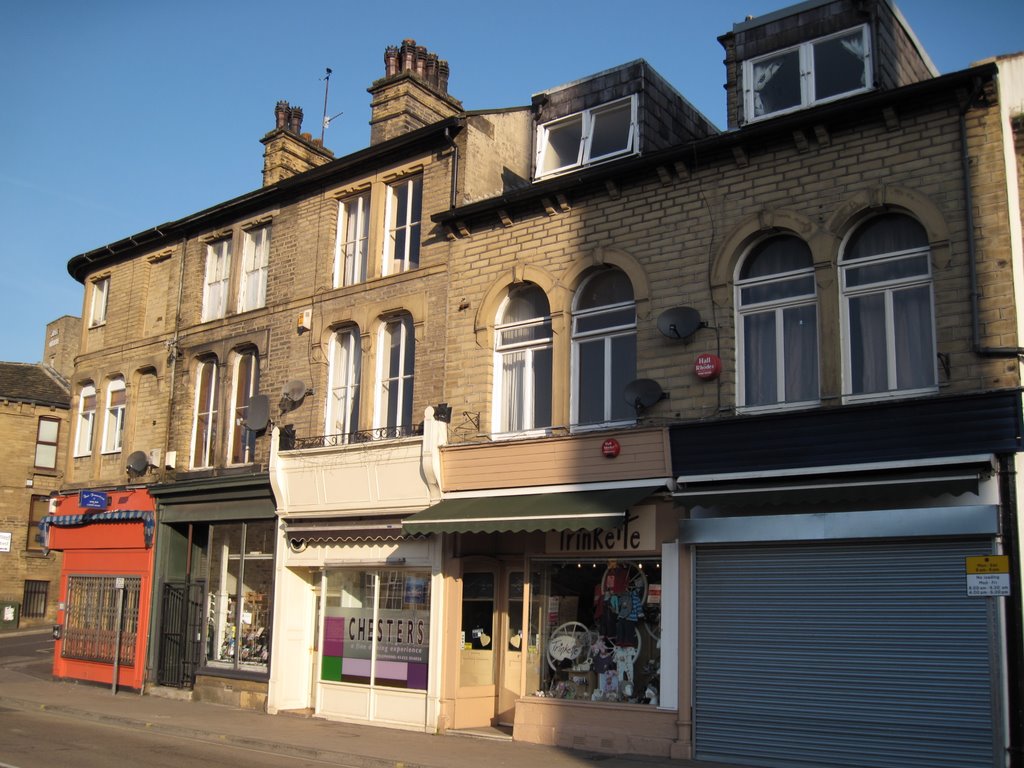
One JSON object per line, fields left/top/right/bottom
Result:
{"left": 0, "top": 707, "right": 355, "bottom": 768}
{"left": 0, "top": 631, "right": 54, "bottom": 681}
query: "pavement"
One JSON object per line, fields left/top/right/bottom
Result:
{"left": 0, "top": 627, "right": 742, "bottom": 768}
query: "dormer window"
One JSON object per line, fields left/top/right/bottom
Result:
{"left": 535, "top": 95, "right": 638, "bottom": 179}
{"left": 744, "top": 25, "right": 871, "bottom": 122}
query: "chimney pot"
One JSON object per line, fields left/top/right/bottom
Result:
{"left": 401, "top": 39, "right": 416, "bottom": 73}
{"left": 384, "top": 45, "right": 400, "bottom": 77}
{"left": 289, "top": 105, "right": 304, "bottom": 134}
{"left": 275, "top": 100, "right": 290, "bottom": 130}
{"left": 438, "top": 60, "right": 450, "bottom": 94}
{"left": 415, "top": 46, "right": 427, "bottom": 78}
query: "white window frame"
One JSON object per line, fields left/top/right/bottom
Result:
{"left": 191, "top": 358, "right": 219, "bottom": 468}
{"left": 491, "top": 287, "right": 553, "bottom": 437}
{"left": 735, "top": 238, "right": 820, "bottom": 412}
{"left": 88, "top": 277, "right": 109, "bottom": 328}
{"left": 743, "top": 24, "right": 872, "bottom": 122}
{"left": 535, "top": 95, "right": 638, "bottom": 179}
{"left": 101, "top": 376, "right": 126, "bottom": 454}
{"left": 238, "top": 225, "right": 270, "bottom": 313}
{"left": 34, "top": 416, "right": 60, "bottom": 470}
{"left": 383, "top": 177, "right": 422, "bottom": 276}
{"left": 326, "top": 328, "right": 362, "bottom": 438}
{"left": 227, "top": 351, "right": 259, "bottom": 465}
{"left": 202, "top": 239, "right": 232, "bottom": 322}
{"left": 334, "top": 193, "right": 370, "bottom": 287}
{"left": 73, "top": 383, "right": 96, "bottom": 457}
{"left": 840, "top": 217, "right": 937, "bottom": 403}
{"left": 373, "top": 315, "right": 414, "bottom": 434}
{"left": 570, "top": 271, "right": 637, "bottom": 430}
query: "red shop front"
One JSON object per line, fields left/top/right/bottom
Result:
{"left": 43, "top": 488, "right": 156, "bottom": 691}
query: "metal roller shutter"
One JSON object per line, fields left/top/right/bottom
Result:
{"left": 694, "top": 540, "right": 999, "bottom": 768}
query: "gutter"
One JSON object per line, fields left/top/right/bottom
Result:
{"left": 67, "top": 118, "right": 464, "bottom": 283}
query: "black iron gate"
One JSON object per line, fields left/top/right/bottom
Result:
{"left": 157, "top": 581, "right": 204, "bottom": 688}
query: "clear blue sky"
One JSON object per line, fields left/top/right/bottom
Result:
{"left": 1, "top": 1, "right": 1021, "bottom": 365}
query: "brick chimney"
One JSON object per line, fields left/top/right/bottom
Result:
{"left": 260, "top": 100, "right": 335, "bottom": 186}
{"left": 368, "top": 39, "right": 462, "bottom": 145}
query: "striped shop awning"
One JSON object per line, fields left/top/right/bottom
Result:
{"left": 39, "top": 510, "right": 155, "bottom": 548}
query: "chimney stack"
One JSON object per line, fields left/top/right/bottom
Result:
{"left": 260, "top": 100, "right": 333, "bottom": 186}
{"left": 368, "top": 38, "right": 462, "bottom": 145}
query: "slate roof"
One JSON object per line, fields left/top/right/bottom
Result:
{"left": 0, "top": 362, "right": 70, "bottom": 408}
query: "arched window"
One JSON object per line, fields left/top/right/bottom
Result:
{"left": 191, "top": 357, "right": 219, "bottom": 468}
{"left": 375, "top": 315, "right": 414, "bottom": 435}
{"left": 841, "top": 213, "right": 936, "bottom": 398}
{"left": 736, "top": 235, "right": 819, "bottom": 409}
{"left": 493, "top": 284, "right": 552, "bottom": 434}
{"left": 228, "top": 351, "right": 259, "bottom": 464}
{"left": 74, "top": 382, "right": 96, "bottom": 457}
{"left": 101, "top": 376, "right": 127, "bottom": 453}
{"left": 571, "top": 269, "right": 636, "bottom": 426}
{"left": 327, "top": 327, "right": 362, "bottom": 439}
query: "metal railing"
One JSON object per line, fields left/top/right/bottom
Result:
{"left": 21, "top": 580, "right": 48, "bottom": 618}
{"left": 286, "top": 423, "right": 424, "bottom": 451}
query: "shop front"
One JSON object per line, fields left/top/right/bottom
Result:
{"left": 43, "top": 487, "right": 157, "bottom": 691}
{"left": 670, "top": 391, "right": 1024, "bottom": 768}
{"left": 402, "top": 427, "right": 687, "bottom": 757}
{"left": 267, "top": 416, "right": 447, "bottom": 731}
{"left": 148, "top": 475, "right": 277, "bottom": 709}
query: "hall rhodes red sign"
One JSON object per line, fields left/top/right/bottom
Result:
{"left": 695, "top": 353, "right": 722, "bottom": 380}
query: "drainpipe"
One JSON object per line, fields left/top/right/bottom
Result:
{"left": 961, "top": 79, "right": 1024, "bottom": 358}
{"left": 999, "top": 455, "right": 1023, "bottom": 766}
{"left": 445, "top": 125, "right": 459, "bottom": 209}
{"left": 161, "top": 236, "right": 188, "bottom": 479}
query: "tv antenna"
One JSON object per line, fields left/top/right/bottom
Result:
{"left": 320, "top": 67, "right": 342, "bottom": 142}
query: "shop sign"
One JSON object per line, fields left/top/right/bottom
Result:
{"left": 966, "top": 555, "right": 1010, "bottom": 597}
{"left": 0, "top": 532, "right": 11, "bottom": 553}
{"left": 79, "top": 490, "right": 110, "bottom": 510}
{"left": 695, "top": 353, "right": 722, "bottom": 380}
{"left": 546, "top": 505, "right": 657, "bottom": 556}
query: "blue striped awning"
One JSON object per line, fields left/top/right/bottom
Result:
{"left": 39, "top": 510, "right": 155, "bottom": 548}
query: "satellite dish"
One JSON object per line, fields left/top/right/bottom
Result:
{"left": 623, "top": 378, "right": 666, "bottom": 414}
{"left": 126, "top": 450, "right": 150, "bottom": 475}
{"left": 245, "top": 394, "right": 270, "bottom": 431}
{"left": 657, "top": 307, "right": 704, "bottom": 341}
{"left": 279, "top": 379, "right": 308, "bottom": 413}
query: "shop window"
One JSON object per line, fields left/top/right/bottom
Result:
{"left": 736, "top": 235, "right": 819, "bottom": 410}
{"left": 536, "top": 559, "right": 661, "bottom": 705}
{"left": 205, "top": 521, "right": 274, "bottom": 672}
{"left": 321, "top": 568, "right": 431, "bottom": 690}
{"left": 62, "top": 575, "right": 141, "bottom": 665}
{"left": 34, "top": 416, "right": 60, "bottom": 470}
{"left": 26, "top": 496, "right": 49, "bottom": 552}
{"left": 493, "top": 283, "right": 552, "bottom": 435}
{"left": 571, "top": 269, "right": 637, "bottom": 427}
